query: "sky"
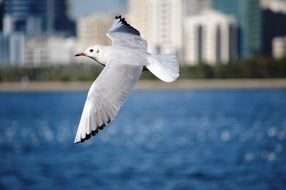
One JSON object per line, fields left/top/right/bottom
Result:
{"left": 70, "top": 0, "right": 128, "bottom": 19}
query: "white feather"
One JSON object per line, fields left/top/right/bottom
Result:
{"left": 74, "top": 62, "right": 142, "bottom": 143}
{"left": 147, "top": 54, "right": 180, "bottom": 83}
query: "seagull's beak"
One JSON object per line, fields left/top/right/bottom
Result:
{"left": 75, "top": 52, "right": 86, "bottom": 57}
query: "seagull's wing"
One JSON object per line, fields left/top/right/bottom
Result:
{"left": 74, "top": 59, "right": 142, "bottom": 143}
{"left": 106, "top": 15, "right": 147, "bottom": 51}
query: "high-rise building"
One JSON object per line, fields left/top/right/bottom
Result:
{"left": 128, "top": 0, "right": 184, "bottom": 55}
{"left": 272, "top": 36, "right": 286, "bottom": 59}
{"left": 0, "top": 35, "right": 9, "bottom": 64}
{"left": 0, "top": 0, "right": 4, "bottom": 32}
{"left": 184, "top": 10, "right": 237, "bottom": 65}
{"left": 183, "top": 0, "right": 212, "bottom": 16}
{"left": 77, "top": 14, "right": 113, "bottom": 48}
{"left": 261, "top": 0, "right": 286, "bottom": 56}
{"left": 150, "top": 0, "right": 183, "bottom": 54}
{"left": 213, "top": 0, "right": 262, "bottom": 58}
{"left": 3, "top": 0, "right": 75, "bottom": 36}
{"left": 128, "top": 0, "right": 152, "bottom": 43}
{"left": 52, "top": 0, "right": 75, "bottom": 35}
{"left": 0, "top": 33, "right": 25, "bottom": 65}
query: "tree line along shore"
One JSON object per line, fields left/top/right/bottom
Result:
{"left": 0, "top": 57, "right": 285, "bottom": 82}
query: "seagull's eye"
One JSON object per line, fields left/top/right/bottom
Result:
{"left": 97, "top": 50, "right": 99, "bottom": 53}
{"left": 89, "top": 49, "right": 93, "bottom": 53}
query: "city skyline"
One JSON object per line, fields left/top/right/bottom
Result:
{"left": 0, "top": 0, "right": 286, "bottom": 65}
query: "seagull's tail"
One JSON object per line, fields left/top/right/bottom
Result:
{"left": 147, "top": 54, "right": 179, "bottom": 83}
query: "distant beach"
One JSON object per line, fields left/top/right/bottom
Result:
{"left": 0, "top": 79, "right": 285, "bottom": 91}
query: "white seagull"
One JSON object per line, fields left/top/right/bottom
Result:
{"left": 74, "top": 15, "right": 179, "bottom": 143}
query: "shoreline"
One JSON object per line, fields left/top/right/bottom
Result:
{"left": 0, "top": 79, "right": 285, "bottom": 92}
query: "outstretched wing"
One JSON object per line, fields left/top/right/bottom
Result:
{"left": 106, "top": 15, "right": 147, "bottom": 51}
{"left": 74, "top": 59, "right": 142, "bottom": 143}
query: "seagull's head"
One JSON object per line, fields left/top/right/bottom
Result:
{"left": 75, "top": 45, "right": 105, "bottom": 65}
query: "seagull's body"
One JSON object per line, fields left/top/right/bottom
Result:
{"left": 74, "top": 16, "right": 179, "bottom": 143}
{"left": 96, "top": 45, "right": 149, "bottom": 66}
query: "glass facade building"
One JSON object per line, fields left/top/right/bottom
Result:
{"left": 0, "top": 0, "right": 3, "bottom": 32}
{"left": 213, "top": 0, "right": 262, "bottom": 58}
{"left": 3, "top": 0, "right": 75, "bottom": 36}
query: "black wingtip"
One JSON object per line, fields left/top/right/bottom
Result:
{"left": 113, "top": 15, "right": 140, "bottom": 36}
{"left": 75, "top": 122, "right": 110, "bottom": 144}
{"left": 115, "top": 15, "right": 122, "bottom": 19}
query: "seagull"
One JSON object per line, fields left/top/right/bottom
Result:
{"left": 74, "top": 15, "right": 179, "bottom": 143}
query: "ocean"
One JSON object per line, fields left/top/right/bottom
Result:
{"left": 0, "top": 89, "right": 285, "bottom": 190}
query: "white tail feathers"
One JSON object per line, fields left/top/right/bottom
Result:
{"left": 147, "top": 54, "right": 179, "bottom": 83}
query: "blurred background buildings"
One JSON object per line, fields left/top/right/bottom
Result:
{"left": 0, "top": 0, "right": 286, "bottom": 65}
{"left": 213, "top": 0, "right": 262, "bottom": 59}
{"left": 77, "top": 14, "right": 112, "bottom": 51}
{"left": 2, "top": 0, "right": 75, "bottom": 35}
{"left": 0, "top": 0, "right": 75, "bottom": 65}
{"left": 184, "top": 10, "right": 237, "bottom": 65}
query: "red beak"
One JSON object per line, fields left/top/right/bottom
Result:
{"left": 75, "top": 52, "right": 86, "bottom": 57}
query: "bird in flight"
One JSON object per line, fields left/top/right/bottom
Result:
{"left": 74, "top": 15, "right": 179, "bottom": 143}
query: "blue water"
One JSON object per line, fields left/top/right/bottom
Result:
{"left": 0, "top": 89, "right": 286, "bottom": 190}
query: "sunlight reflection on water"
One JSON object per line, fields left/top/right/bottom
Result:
{"left": 0, "top": 89, "right": 286, "bottom": 189}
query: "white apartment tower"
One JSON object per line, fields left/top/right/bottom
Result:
{"left": 128, "top": 0, "right": 152, "bottom": 42}
{"left": 184, "top": 10, "right": 237, "bottom": 65}
{"left": 128, "top": 0, "right": 183, "bottom": 55}
{"left": 183, "top": 0, "right": 212, "bottom": 16}
{"left": 150, "top": 0, "right": 183, "bottom": 54}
